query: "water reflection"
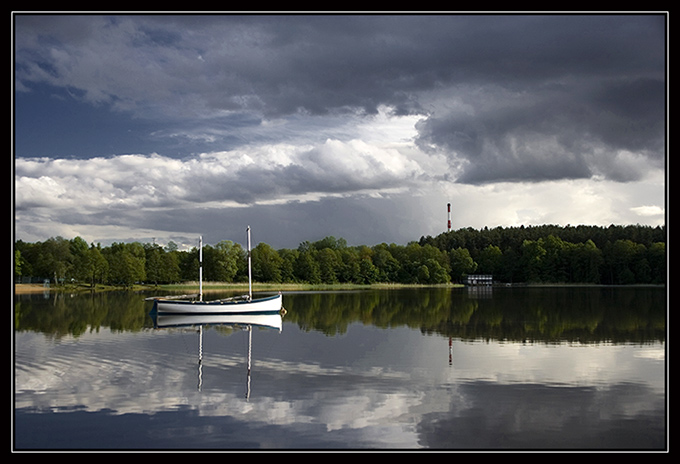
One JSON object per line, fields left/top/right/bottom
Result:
{"left": 152, "top": 312, "right": 283, "bottom": 396}
{"left": 14, "top": 287, "right": 666, "bottom": 450}
{"left": 14, "top": 287, "right": 666, "bottom": 344}
{"left": 277, "top": 287, "right": 666, "bottom": 344}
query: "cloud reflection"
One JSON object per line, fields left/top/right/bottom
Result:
{"left": 14, "top": 318, "right": 665, "bottom": 449}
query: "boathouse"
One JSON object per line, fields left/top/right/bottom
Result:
{"left": 464, "top": 274, "right": 493, "bottom": 286}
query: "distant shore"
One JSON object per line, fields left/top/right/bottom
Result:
{"left": 14, "top": 281, "right": 664, "bottom": 295}
{"left": 14, "top": 281, "right": 463, "bottom": 294}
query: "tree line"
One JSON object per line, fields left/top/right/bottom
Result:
{"left": 419, "top": 224, "right": 665, "bottom": 284}
{"left": 14, "top": 224, "right": 665, "bottom": 288}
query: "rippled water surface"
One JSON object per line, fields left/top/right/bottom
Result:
{"left": 14, "top": 286, "right": 666, "bottom": 450}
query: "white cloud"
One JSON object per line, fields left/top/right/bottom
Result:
{"left": 426, "top": 175, "right": 666, "bottom": 235}
{"left": 14, "top": 137, "right": 666, "bottom": 248}
{"left": 630, "top": 205, "right": 665, "bottom": 217}
{"left": 14, "top": 127, "right": 443, "bottom": 246}
{"left": 16, "top": 132, "right": 434, "bottom": 210}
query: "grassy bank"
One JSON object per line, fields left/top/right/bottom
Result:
{"left": 14, "top": 283, "right": 152, "bottom": 294}
{"left": 14, "top": 281, "right": 464, "bottom": 294}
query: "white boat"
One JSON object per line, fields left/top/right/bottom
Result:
{"left": 149, "top": 226, "right": 283, "bottom": 315}
{"left": 152, "top": 293, "right": 283, "bottom": 315}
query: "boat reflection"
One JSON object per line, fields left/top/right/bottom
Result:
{"left": 152, "top": 312, "right": 284, "bottom": 397}
{"left": 153, "top": 312, "right": 283, "bottom": 331}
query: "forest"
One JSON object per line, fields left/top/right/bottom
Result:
{"left": 14, "top": 224, "right": 666, "bottom": 288}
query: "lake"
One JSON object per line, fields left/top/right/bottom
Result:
{"left": 13, "top": 286, "right": 666, "bottom": 451}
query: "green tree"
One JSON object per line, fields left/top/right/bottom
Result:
{"left": 69, "top": 236, "right": 89, "bottom": 261}
{"left": 317, "top": 248, "right": 340, "bottom": 284}
{"left": 476, "top": 245, "right": 503, "bottom": 275}
{"left": 81, "top": 244, "right": 109, "bottom": 287}
{"left": 497, "top": 247, "right": 520, "bottom": 283}
{"left": 541, "top": 235, "right": 570, "bottom": 282}
{"left": 295, "top": 250, "right": 321, "bottom": 284}
{"left": 570, "top": 240, "right": 603, "bottom": 283}
{"left": 70, "top": 237, "right": 100, "bottom": 284}
{"left": 14, "top": 240, "right": 37, "bottom": 279}
{"left": 104, "top": 242, "right": 146, "bottom": 286}
{"left": 14, "top": 249, "right": 22, "bottom": 277}
{"left": 278, "top": 248, "right": 299, "bottom": 283}
{"left": 179, "top": 245, "right": 200, "bottom": 282}
{"left": 38, "top": 236, "right": 73, "bottom": 285}
{"left": 631, "top": 243, "right": 652, "bottom": 284}
{"left": 312, "top": 236, "right": 347, "bottom": 251}
{"left": 338, "top": 248, "right": 361, "bottom": 283}
{"left": 648, "top": 242, "right": 666, "bottom": 284}
{"left": 417, "top": 264, "right": 430, "bottom": 283}
{"left": 449, "top": 247, "right": 476, "bottom": 283}
{"left": 214, "top": 240, "right": 244, "bottom": 282}
{"left": 372, "top": 244, "right": 401, "bottom": 282}
{"left": 144, "top": 244, "right": 164, "bottom": 285}
{"left": 160, "top": 250, "right": 181, "bottom": 283}
{"left": 358, "top": 257, "right": 380, "bottom": 284}
{"left": 605, "top": 240, "right": 638, "bottom": 284}
{"left": 425, "top": 258, "right": 451, "bottom": 284}
{"left": 520, "top": 240, "right": 546, "bottom": 282}
{"left": 252, "top": 242, "right": 283, "bottom": 282}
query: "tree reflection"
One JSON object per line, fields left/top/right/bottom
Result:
{"left": 14, "top": 287, "right": 665, "bottom": 344}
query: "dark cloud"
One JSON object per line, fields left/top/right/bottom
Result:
{"left": 15, "top": 14, "right": 666, "bottom": 182}
{"left": 15, "top": 15, "right": 664, "bottom": 114}
{"left": 13, "top": 14, "right": 667, "bottom": 245}
{"left": 587, "top": 77, "right": 666, "bottom": 154}
{"left": 414, "top": 75, "right": 665, "bottom": 184}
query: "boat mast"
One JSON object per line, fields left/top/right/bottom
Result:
{"left": 199, "top": 235, "right": 203, "bottom": 301}
{"left": 247, "top": 226, "right": 252, "bottom": 300}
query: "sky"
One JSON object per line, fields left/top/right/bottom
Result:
{"left": 13, "top": 13, "right": 667, "bottom": 250}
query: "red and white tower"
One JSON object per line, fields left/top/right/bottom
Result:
{"left": 447, "top": 203, "right": 452, "bottom": 231}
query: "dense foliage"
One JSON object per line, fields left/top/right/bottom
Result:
{"left": 14, "top": 224, "right": 665, "bottom": 287}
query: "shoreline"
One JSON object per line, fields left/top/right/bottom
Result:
{"left": 14, "top": 284, "right": 53, "bottom": 294}
{"left": 14, "top": 281, "right": 664, "bottom": 295}
{"left": 13, "top": 282, "right": 463, "bottom": 294}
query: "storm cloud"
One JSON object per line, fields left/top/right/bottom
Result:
{"left": 13, "top": 14, "right": 666, "bottom": 247}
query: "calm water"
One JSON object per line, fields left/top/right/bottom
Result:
{"left": 14, "top": 286, "right": 666, "bottom": 451}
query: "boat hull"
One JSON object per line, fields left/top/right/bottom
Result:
{"left": 152, "top": 293, "right": 282, "bottom": 315}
